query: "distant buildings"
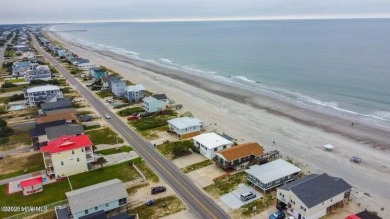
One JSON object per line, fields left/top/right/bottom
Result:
{"left": 64, "top": 179, "right": 128, "bottom": 219}
{"left": 24, "top": 85, "right": 63, "bottom": 106}
{"left": 168, "top": 117, "right": 203, "bottom": 139}
{"left": 214, "top": 142, "right": 264, "bottom": 170}
{"left": 246, "top": 159, "right": 301, "bottom": 192}
{"left": 12, "top": 61, "right": 37, "bottom": 77}
{"left": 24, "top": 65, "right": 52, "bottom": 81}
{"left": 40, "top": 135, "right": 94, "bottom": 178}
{"left": 277, "top": 173, "right": 352, "bottom": 219}
{"left": 142, "top": 94, "right": 169, "bottom": 113}
{"left": 126, "top": 84, "right": 145, "bottom": 102}
{"left": 192, "top": 132, "right": 233, "bottom": 159}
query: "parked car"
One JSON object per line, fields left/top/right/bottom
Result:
{"left": 269, "top": 211, "right": 285, "bottom": 219}
{"left": 127, "top": 115, "right": 139, "bottom": 121}
{"left": 350, "top": 156, "right": 362, "bottom": 163}
{"left": 146, "top": 199, "right": 156, "bottom": 206}
{"left": 151, "top": 186, "right": 166, "bottom": 195}
{"left": 0, "top": 155, "right": 3, "bottom": 160}
{"left": 240, "top": 191, "right": 256, "bottom": 201}
{"left": 104, "top": 113, "right": 111, "bottom": 119}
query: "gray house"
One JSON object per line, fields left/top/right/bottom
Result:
{"left": 245, "top": 159, "right": 301, "bottom": 192}
{"left": 40, "top": 98, "right": 72, "bottom": 114}
{"left": 45, "top": 124, "right": 84, "bottom": 141}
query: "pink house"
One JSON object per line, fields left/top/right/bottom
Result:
{"left": 20, "top": 176, "right": 43, "bottom": 196}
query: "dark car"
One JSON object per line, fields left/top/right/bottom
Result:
{"left": 151, "top": 186, "right": 166, "bottom": 195}
{"left": 269, "top": 211, "right": 285, "bottom": 219}
{"left": 146, "top": 199, "right": 156, "bottom": 206}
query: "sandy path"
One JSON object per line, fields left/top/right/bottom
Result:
{"left": 47, "top": 31, "right": 390, "bottom": 218}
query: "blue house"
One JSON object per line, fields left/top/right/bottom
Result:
{"left": 63, "top": 179, "right": 128, "bottom": 219}
{"left": 111, "top": 79, "right": 126, "bottom": 97}
{"left": 126, "top": 84, "right": 145, "bottom": 102}
{"left": 89, "top": 68, "right": 108, "bottom": 81}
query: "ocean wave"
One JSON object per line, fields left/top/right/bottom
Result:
{"left": 182, "top": 66, "right": 217, "bottom": 75}
{"left": 160, "top": 58, "right": 174, "bottom": 64}
{"left": 231, "top": 75, "right": 256, "bottom": 83}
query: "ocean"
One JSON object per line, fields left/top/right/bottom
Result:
{"left": 51, "top": 19, "right": 390, "bottom": 126}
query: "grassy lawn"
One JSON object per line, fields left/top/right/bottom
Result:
{"left": 0, "top": 152, "right": 45, "bottom": 180}
{"left": 113, "top": 103, "right": 131, "bottom": 109}
{"left": 96, "top": 145, "right": 133, "bottom": 155}
{"left": 117, "top": 107, "right": 145, "bottom": 117}
{"left": 234, "top": 194, "right": 276, "bottom": 217}
{"left": 7, "top": 78, "right": 25, "bottom": 83}
{"left": 83, "top": 124, "right": 101, "bottom": 130}
{"left": 96, "top": 90, "right": 113, "bottom": 98}
{"left": 128, "top": 196, "right": 186, "bottom": 219}
{"left": 69, "top": 161, "right": 141, "bottom": 190}
{"left": 126, "top": 183, "right": 149, "bottom": 195}
{"left": 156, "top": 140, "right": 193, "bottom": 160}
{"left": 204, "top": 172, "right": 247, "bottom": 198}
{"left": 140, "top": 126, "right": 169, "bottom": 140}
{"left": 85, "top": 127, "right": 124, "bottom": 145}
{"left": 0, "top": 84, "right": 29, "bottom": 93}
{"left": 0, "top": 180, "right": 71, "bottom": 218}
{"left": 133, "top": 158, "right": 159, "bottom": 183}
{"left": 130, "top": 112, "right": 177, "bottom": 131}
{"left": 181, "top": 160, "right": 213, "bottom": 173}
{"left": 0, "top": 131, "right": 32, "bottom": 151}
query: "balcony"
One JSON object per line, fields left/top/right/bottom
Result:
{"left": 86, "top": 154, "right": 94, "bottom": 162}
{"left": 85, "top": 146, "right": 93, "bottom": 154}
{"left": 46, "top": 167, "right": 54, "bottom": 175}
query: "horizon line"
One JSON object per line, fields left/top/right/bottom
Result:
{"left": 2, "top": 14, "right": 390, "bottom": 25}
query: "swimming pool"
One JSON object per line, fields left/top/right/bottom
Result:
{"left": 9, "top": 104, "right": 26, "bottom": 111}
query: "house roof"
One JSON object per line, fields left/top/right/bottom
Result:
{"left": 215, "top": 142, "right": 264, "bottom": 161}
{"left": 79, "top": 210, "right": 107, "bottom": 219}
{"left": 29, "top": 120, "right": 67, "bottom": 137}
{"left": 37, "top": 112, "right": 80, "bottom": 124}
{"left": 45, "top": 108, "right": 77, "bottom": 115}
{"left": 101, "top": 76, "right": 119, "bottom": 83}
{"left": 278, "top": 173, "right": 352, "bottom": 208}
{"left": 142, "top": 96, "right": 158, "bottom": 104}
{"left": 66, "top": 179, "right": 127, "bottom": 214}
{"left": 127, "top": 84, "right": 145, "bottom": 92}
{"left": 40, "top": 98, "right": 72, "bottom": 111}
{"left": 46, "top": 124, "right": 84, "bottom": 140}
{"left": 40, "top": 134, "right": 92, "bottom": 154}
{"left": 354, "top": 210, "right": 383, "bottom": 219}
{"left": 20, "top": 176, "right": 43, "bottom": 188}
{"left": 168, "top": 117, "right": 202, "bottom": 130}
{"left": 245, "top": 159, "right": 301, "bottom": 184}
{"left": 192, "top": 133, "right": 232, "bottom": 149}
{"left": 91, "top": 68, "right": 107, "bottom": 74}
{"left": 151, "top": 94, "right": 168, "bottom": 100}
{"left": 26, "top": 85, "right": 60, "bottom": 93}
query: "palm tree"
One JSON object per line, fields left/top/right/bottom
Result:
{"left": 96, "top": 157, "right": 108, "bottom": 168}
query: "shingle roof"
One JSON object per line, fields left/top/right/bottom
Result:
{"left": 40, "top": 98, "right": 72, "bottom": 111}
{"left": 45, "top": 124, "right": 84, "bottom": 140}
{"left": 168, "top": 117, "right": 202, "bottom": 130}
{"left": 355, "top": 210, "right": 383, "bottom": 219}
{"left": 127, "top": 84, "right": 145, "bottom": 92}
{"left": 215, "top": 142, "right": 264, "bottom": 161}
{"left": 37, "top": 112, "right": 80, "bottom": 124}
{"left": 278, "top": 173, "right": 352, "bottom": 208}
{"left": 45, "top": 108, "right": 77, "bottom": 115}
{"left": 245, "top": 159, "right": 301, "bottom": 184}
{"left": 151, "top": 94, "right": 168, "bottom": 100}
{"left": 29, "top": 120, "right": 67, "bottom": 137}
{"left": 192, "top": 132, "right": 232, "bottom": 149}
{"left": 66, "top": 179, "right": 127, "bottom": 213}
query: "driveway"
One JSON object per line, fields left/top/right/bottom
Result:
{"left": 186, "top": 164, "right": 225, "bottom": 188}
{"left": 220, "top": 183, "right": 262, "bottom": 210}
{"left": 172, "top": 153, "right": 207, "bottom": 169}
{"left": 101, "top": 151, "right": 139, "bottom": 165}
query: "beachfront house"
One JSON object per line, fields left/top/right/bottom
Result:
{"left": 214, "top": 142, "right": 264, "bottom": 170}
{"left": 62, "top": 179, "right": 128, "bottom": 219}
{"left": 40, "top": 135, "right": 94, "bottom": 178}
{"left": 19, "top": 176, "right": 44, "bottom": 196}
{"left": 126, "top": 84, "right": 145, "bottom": 102}
{"left": 277, "top": 173, "right": 352, "bottom": 219}
{"left": 77, "top": 62, "right": 96, "bottom": 71}
{"left": 167, "top": 117, "right": 203, "bottom": 139}
{"left": 45, "top": 124, "right": 84, "bottom": 141}
{"left": 56, "top": 49, "right": 67, "bottom": 58}
{"left": 111, "top": 78, "right": 126, "bottom": 97}
{"left": 24, "top": 85, "right": 63, "bottom": 107}
{"left": 142, "top": 96, "right": 168, "bottom": 113}
{"left": 40, "top": 98, "right": 72, "bottom": 114}
{"left": 24, "top": 65, "right": 52, "bottom": 82}
{"left": 245, "top": 159, "right": 301, "bottom": 192}
{"left": 89, "top": 67, "right": 108, "bottom": 81}
{"left": 192, "top": 132, "right": 233, "bottom": 159}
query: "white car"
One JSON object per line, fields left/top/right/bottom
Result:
{"left": 104, "top": 113, "right": 111, "bottom": 119}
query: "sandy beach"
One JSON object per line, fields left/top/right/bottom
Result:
{"left": 46, "top": 29, "right": 390, "bottom": 218}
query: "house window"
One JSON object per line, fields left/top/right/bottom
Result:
{"left": 77, "top": 158, "right": 79, "bottom": 162}
{"left": 223, "top": 145, "right": 226, "bottom": 149}
{"left": 85, "top": 209, "right": 88, "bottom": 214}
{"left": 119, "top": 198, "right": 127, "bottom": 205}
{"left": 81, "top": 148, "right": 84, "bottom": 152}
{"left": 72, "top": 150, "right": 74, "bottom": 154}
{"left": 95, "top": 206, "right": 98, "bottom": 210}
{"left": 61, "top": 161, "right": 64, "bottom": 165}
{"left": 214, "top": 148, "right": 217, "bottom": 152}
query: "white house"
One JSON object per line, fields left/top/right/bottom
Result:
{"left": 24, "top": 65, "right": 52, "bottom": 81}
{"left": 64, "top": 179, "right": 128, "bottom": 219}
{"left": 126, "top": 84, "right": 145, "bottom": 102}
{"left": 40, "top": 135, "right": 94, "bottom": 178}
{"left": 277, "top": 173, "right": 352, "bottom": 219}
{"left": 192, "top": 132, "right": 233, "bottom": 159}
{"left": 24, "top": 85, "right": 63, "bottom": 107}
{"left": 111, "top": 79, "right": 126, "bottom": 97}
{"left": 167, "top": 117, "right": 203, "bottom": 139}
{"left": 77, "top": 62, "right": 96, "bottom": 71}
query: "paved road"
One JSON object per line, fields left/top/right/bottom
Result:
{"left": 32, "top": 35, "right": 230, "bottom": 219}
{"left": 0, "top": 33, "right": 13, "bottom": 68}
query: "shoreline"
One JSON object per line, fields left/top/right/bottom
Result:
{"left": 46, "top": 29, "right": 390, "bottom": 217}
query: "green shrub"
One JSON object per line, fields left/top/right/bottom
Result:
{"left": 1, "top": 83, "right": 17, "bottom": 88}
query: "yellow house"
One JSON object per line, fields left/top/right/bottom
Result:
{"left": 40, "top": 135, "right": 94, "bottom": 178}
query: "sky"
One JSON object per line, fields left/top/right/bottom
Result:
{"left": 0, "top": 0, "right": 390, "bottom": 24}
